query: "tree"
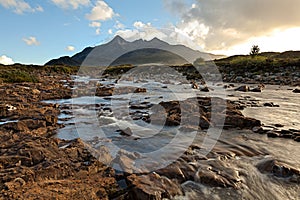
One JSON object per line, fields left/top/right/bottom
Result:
{"left": 250, "top": 45, "right": 260, "bottom": 57}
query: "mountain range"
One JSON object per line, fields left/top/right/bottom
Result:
{"left": 45, "top": 36, "right": 225, "bottom": 66}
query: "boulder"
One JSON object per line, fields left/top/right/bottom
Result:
{"left": 256, "top": 158, "right": 300, "bottom": 178}
{"left": 235, "top": 85, "right": 250, "bottom": 92}
{"left": 126, "top": 173, "right": 183, "bottom": 200}
{"left": 292, "top": 88, "right": 300, "bottom": 93}
{"left": 118, "top": 127, "right": 133, "bottom": 136}
{"left": 267, "top": 131, "right": 281, "bottom": 138}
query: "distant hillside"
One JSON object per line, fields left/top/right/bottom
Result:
{"left": 45, "top": 56, "right": 80, "bottom": 66}
{"left": 45, "top": 36, "right": 224, "bottom": 66}
{"left": 214, "top": 50, "right": 300, "bottom": 77}
{"left": 216, "top": 51, "right": 300, "bottom": 63}
{"left": 110, "top": 48, "right": 189, "bottom": 66}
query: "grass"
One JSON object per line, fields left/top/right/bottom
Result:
{"left": 0, "top": 70, "right": 39, "bottom": 83}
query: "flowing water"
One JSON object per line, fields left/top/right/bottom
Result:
{"left": 44, "top": 76, "right": 300, "bottom": 200}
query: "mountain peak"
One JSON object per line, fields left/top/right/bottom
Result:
{"left": 148, "top": 37, "right": 168, "bottom": 45}
{"left": 111, "top": 35, "right": 127, "bottom": 43}
{"left": 150, "top": 37, "right": 160, "bottom": 42}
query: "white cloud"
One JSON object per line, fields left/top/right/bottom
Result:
{"left": 115, "top": 21, "right": 203, "bottom": 51}
{"left": 108, "top": 29, "right": 113, "bottom": 34}
{"left": 51, "top": 0, "right": 90, "bottom": 9}
{"left": 89, "top": 22, "right": 101, "bottom": 35}
{"left": 95, "top": 28, "right": 100, "bottom": 35}
{"left": 0, "top": 0, "right": 43, "bottom": 14}
{"left": 86, "top": 0, "right": 114, "bottom": 21}
{"left": 65, "top": 45, "right": 75, "bottom": 51}
{"left": 0, "top": 55, "right": 14, "bottom": 65}
{"left": 133, "top": 21, "right": 152, "bottom": 29}
{"left": 164, "top": 0, "right": 300, "bottom": 52}
{"left": 89, "top": 21, "right": 101, "bottom": 28}
{"left": 35, "top": 5, "right": 43, "bottom": 12}
{"left": 114, "top": 21, "right": 125, "bottom": 29}
{"left": 23, "top": 36, "right": 40, "bottom": 46}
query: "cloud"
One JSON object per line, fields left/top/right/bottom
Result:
{"left": 115, "top": 21, "right": 204, "bottom": 51}
{"left": 23, "top": 36, "right": 40, "bottom": 46}
{"left": 163, "top": 0, "right": 189, "bottom": 16}
{"left": 133, "top": 21, "right": 151, "bottom": 29}
{"left": 116, "top": 22, "right": 167, "bottom": 42}
{"left": 0, "top": 0, "right": 43, "bottom": 14}
{"left": 108, "top": 29, "right": 113, "bottom": 34}
{"left": 65, "top": 45, "right": 75, "bottom": 51}
{"left": 51, "top": 0, "right": 90, "bottom": 9}
{"left": 86, "top": 0, "right": 114, "bottom": 21}
{"left": 163, "top": 0, "right": 300, "bottom": 51}
{"left": 89, "top": 21, "right": 101, "bottom": 35}
{"left": 89, "top": 21, "right": 101, "bottom": 28}
{"left": 114, "top": 21, "right": 125, "bottom": 29}
{"left": 0, "top": 55, "right": 14, "bottom": 65}
{"left": 35, "top": 5, "right": 43, "bottom": 12}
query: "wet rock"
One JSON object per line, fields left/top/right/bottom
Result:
{"left": 252, "top": 126, "right": 265, "bottom": 134}
{"left": 96, "top": 86, "right": 115, "bottom": 96}
{"left": 96, "top": 86, "right": 147, "bottom": 97}
{"left": 294, "top": 136, "right": 300, "bottom": 142}
{"left": 224, "top": 114, "right": 261, "bottom": 129}
{"left": 251, "top": 84, "right": 265, "bottom": 92}
{"left": 118, "top": 127, "right": 133, "bottom": 136}
{"left": 223, "top": 84, "right": 235, "bottom": 89}
{"left": 235, "top": 85, "right": 250, "bottom": 92}
{"left": 199, "top": 116, "right": 211, "bottom": 129}
{"left": 191, "top": 81, "right": 199, "bottom": 89}
{"left": 129, "top": 102, "right": 153, "bottom": 110}
{"left": 148, "top": 97, "right": 260, "bottom": 129}
{"left": 274, "top": 124, "right": 284, "bottom": 128}
{"left": 194, "top": 162, "right": 241, "bottom": 188}
{"left": 126, "top": 173, "right": 183, "bottom": 200}
{"left": 256, "top": 158, "right": 300, "bottom": 179}
{"left": 200, "top": 86, "right": 210, "bottom": 92}
{"left": 292, "top": 88, "right": 300, "bottom": 93}
{"left": 267, "top": 131, "right": 281, "bottom": 138}
{"left": 263, "top": 102, "right": 280, "bottom": 107}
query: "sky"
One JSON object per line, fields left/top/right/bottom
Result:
{"left": 0, "top": 0, "right": 300, "bottom": 65}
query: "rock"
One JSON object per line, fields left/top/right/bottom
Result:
{"left": 191, "top": 81, "right": 199, "bottom": 89}
{"left": 45, "top": 115, "right": 58, "bottom": 126}
{"left": 95, "top": 86, "right": 114, "bottom": 96}
{"left": 32, "top": 89, "right": 41, "bottom": 95}
{"left": 130, "top": 102, "right": 153, "bottom": 109}
{"left": 263, "top": 102, "right": 279, "bottom": 107}
{"left": 251, "top": 85, "right": 265, "bottom": 92}
{"left": 267, "top": 131, "right": 281, "bottom": 138}
{"left": 118, "top": 127, "right": 133, "bottom": 136}
{"left": 235, "top": 85, "right": 250, "bottom": 92}
{"left": 280, "top": 134, "right": 293, "bottom": 139}
{"left": 224, "top": 114, "right": 261, "bottom": 129}
{"left": 126, "top": 173, "right": 183, "bottom": 200}
{"left": 292, "top": 88, "right": 300, "bottom": 93}
{"left": 200, "top": 86, "right": 210, "bottom": 92}
{"left": 294, "top": 136, "right": 300, "bottom": 142}
{"left": 0, "top": 132, "right": 120, "bottom": 199}
{"left": 256, "top": 158, "right": 300, "bottom": 178}
{"left": 199, "top": 116, "right": 211, "bottom": 129}
{"left": 274, "top": 124, "right": 284, "bottom": 128}
{"left": 252, "top": 126, "right": 265, "bottom": 134}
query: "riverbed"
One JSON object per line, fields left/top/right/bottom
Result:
{"left": 44, "top": 77, "right": 299, "bottom": 200}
